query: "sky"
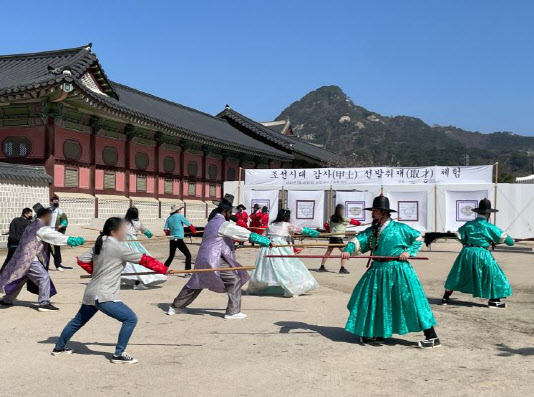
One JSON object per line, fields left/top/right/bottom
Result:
{"left": 2, "top": 1, "right": 533, "bottom": 135}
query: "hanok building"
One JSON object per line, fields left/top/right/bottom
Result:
{"left": 0, "top": 44, "right": 335, "bottom": 226}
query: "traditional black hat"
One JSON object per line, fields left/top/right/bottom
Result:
{"left": 365, "top": 195, "right": 397, "bottom": 213}
{"left": 472, "top": 198, "right": 498, "bottom": 214}
{"left": 212, "top": 194, "right": 234, "bottom": 206}
{"left": 217, "top": 194, "right": 235, "bottom": 211}
{"left": 237, "top": 204, "right": 246, "bottom": 210}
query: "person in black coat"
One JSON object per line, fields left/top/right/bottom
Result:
{"left": 1, "top": 208, "right": 33, "bottom": 273}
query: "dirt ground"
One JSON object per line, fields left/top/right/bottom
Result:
{"left": 0, "top": 238, "right": 533, "bottom": 397}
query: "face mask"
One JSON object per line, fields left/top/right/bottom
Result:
{"left": 52, "top": 203, "right": 59, "bottom": 208}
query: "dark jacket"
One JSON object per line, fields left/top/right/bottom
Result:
{"left": 7, "top": 216, "right": 31, "bottom": 247}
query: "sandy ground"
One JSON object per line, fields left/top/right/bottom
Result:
{"left": 0, "top": 238, "right": 533, "bottom": 397}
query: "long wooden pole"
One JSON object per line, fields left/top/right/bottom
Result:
{"left": 80, "top": 266, "right": 256, "bottom": 279}
{"left": 237, "top": 166, "right": 242, "bottom": 205}
{"left": 237, "top": 243, "right": 347, "bottom": 249}
{"left": 329, "top": 185, "right": 333, "bottom": 217}
{"left": 264, "top": 255, "right": 429, "bottom": 260}
{"left": 494, "top": 162, "right": 499, "bottom": 225}
{"left": 434, "top": 184, "right": 438, "bottom": 232}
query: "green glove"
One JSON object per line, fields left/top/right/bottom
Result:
{"left": 144, "top": 230, "right": 153, "bottom": 238}
{"left": 60, "top": 219, "right": 68, "bottom": 227}
{"left": 248, "top": 232, "right": 270, "bottom": 247}
{"left": 343, "top": 242, "right": 356, "bottom": 255}
{"left": 67, "top": 237, "right": 85, "bottom": 247}
{"left": 302, "top": 227, "right": 320, "bottom": 238}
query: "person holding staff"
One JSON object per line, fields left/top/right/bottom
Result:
{"left": 1, "top": 207, "right": 33, "bottom": 273}
{"left": 442, "top": 198, "right": 514, "bottom": 308}
{"left": 248, "top": 209, "right": 320, "bottom": 297}
{"left": 0, "top": 204, "right": 85, "bottom": 311}
{"left": 341, "top": 195, "right": 440, "bottom": 349}
{"left": 52, "top": 217, "right": 168, "bottom": 364}
{"left": 167, "top": 195, "right": 270, "bottom": 319}
{"left": 121, "top": 207, "right": 166, "bottom": 289}
{"left": 163, "top": 205, "right": 196, "bottom": 270}
{"left": 319, "top": 204, "right": 362, "bottom": 274}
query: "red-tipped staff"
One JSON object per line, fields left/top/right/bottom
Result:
{"left": 264, "top": 255, "right": 429, "bottom": 260}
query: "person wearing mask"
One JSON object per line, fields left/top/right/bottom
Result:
{"left": 52, "top": 217, "right": 168, "bottom": 364}
{"left": 1, "top": 208, "right": 33, "bottom": 273}
{"left": 0, "top": 204, "right": 85, "bottom": 311}
{"left": 49, "top": 195, "right": 71, "bottom": 271}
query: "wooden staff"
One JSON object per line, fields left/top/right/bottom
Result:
{"left": 80, "top": 266, "right": 256, "bottom": 279}
{"left": 275, "top": 243, "right": 346, "bottom": 248}
{"left": 264, "top": 254, "right": 429, "bottom": 260}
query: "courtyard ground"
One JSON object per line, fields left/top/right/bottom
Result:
{"left": 0, "top": 238, "right": 533, "bottom": 396}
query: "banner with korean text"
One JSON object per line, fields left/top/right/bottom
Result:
{"left": 245, "top": 165, "right": 493, "bottom": 186}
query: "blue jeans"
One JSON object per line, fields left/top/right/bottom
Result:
{"left": 55, "top": 301, "right": 138, "bottom": 355}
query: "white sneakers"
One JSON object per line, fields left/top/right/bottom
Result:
{"left": 133, "top": 283, "right": 148, "bottom": 290}
{"left": 224, "top": 312, "right": 247, "bottom": 320}
{"left": 167, "top": 306, "right": 188, "bottom": 316}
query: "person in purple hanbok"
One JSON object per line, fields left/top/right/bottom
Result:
{"left": 167, "top": 195, "right": 270, "bottom": 319}
{"left": 0, "top": 204, "right": 85, "bottom": 311}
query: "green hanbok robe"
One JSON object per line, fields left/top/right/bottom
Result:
{"left": 444, "top": 216, "right": 513, "bottom": 299}
{"left": 344, "top": 220, "right": 436, "bottom": 338}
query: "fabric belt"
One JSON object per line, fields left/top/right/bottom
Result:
{"left": 464, "top": 244, "right": 489, "bottom": 249}
{"left": 373, "top": 258, "right": 397, "bottom": 263}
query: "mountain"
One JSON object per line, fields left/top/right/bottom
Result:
{"left": 275, "top": 86, "right": 534, "bottom": 179}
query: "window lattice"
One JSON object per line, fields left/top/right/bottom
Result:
{"left": 104, "top": 171, "right": 116, "bottom": 190}
{"left": 2, "top": 137, "right": 31, "bottom": 158}
{"left": 136, "top": 175, "right": 147, "bottom": 192}
{"left": 65, "top": 168, "right": 79, "bottom": 187}
{"left": 63, "top": 139, "right": 82, "bottom": 161}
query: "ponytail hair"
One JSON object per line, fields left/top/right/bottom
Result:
{"left": 94, "top": 217, "right": 124, "bottom": 255}
{"left": 331, "top": 204, "right": 344, "bottom": 224}
{"left": 271, "top": 209, "right": 291, "bottom": 224}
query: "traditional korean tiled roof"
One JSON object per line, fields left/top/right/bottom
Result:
{"left": 0, "top": 45, "right": 293, "bottom": 161}
{"left": 217, "top": 108, "right": 338, "bottom": 164}
{"left": 0, "top": 44, "right": 117, "bottom": 98}
{"left": 0, "top": 162, "right": 52, "bottom": 183}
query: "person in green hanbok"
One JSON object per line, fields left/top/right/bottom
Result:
{"left": 442, "top": 198, "right": 514, "bottom": 309}
{"left": 341, "top": 195, "right": 440, "bottom": 349}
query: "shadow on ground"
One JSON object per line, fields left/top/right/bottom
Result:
{"left": 274, "top": 321, "right": 418, "bottom": 347}
{"left": 495, "top": 343, "right": 534, "bottom": 357}
{"left": 428, "top": 297, "right": 488, "bottom": 308}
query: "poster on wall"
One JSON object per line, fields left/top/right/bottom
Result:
{"left": 288, "top": 190, "right": 324, "bottom": 227}
{"left": 251, "top": 199, "right": 270, "bottom": 211}
{"left": 296, "top": 200, "right": 315, "bottom": 219}
{"left": 335, "top": 190, "right": 379, "bottom": 227}
{"left": 445, "top": 190, "right": 489, "bottom": 232}
{"left": 345, "top": 201, "right": 366, "bottom": 221}
{"left": 398, "top": 201, "right": 419, "bottom": 222}
{"left": 242, "top": 189, "right": 279, "bottom": 222}
{"left": 387, "top": 191, "right": 428, "bottom": 231}
{"left": 456, "top": 200, "right": 478, "bottom": 222}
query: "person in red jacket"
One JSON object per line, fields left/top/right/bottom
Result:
{"left": 260, "top": 206, "right": 269, "bottom": 230}
{"left": 249, "top": 204, "right": 262, "bottom": 228}
{"left": 235, "top": 204, "right": 249, "bottom": 229}
{"left": 52, "top": 217, "right": 168, "bottom": 364}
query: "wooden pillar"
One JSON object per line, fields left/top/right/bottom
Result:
{"left": 179, "top": 145, "right": 185, "bottom": 201}
{"left": 494, "top": 162, "right": 499, "bottom": 224}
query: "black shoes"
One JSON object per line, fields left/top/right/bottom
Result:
{"left": 317, "top": 265, "right": 328, "bottom": 272}
{"left": 441, "top": 297, "right": 450, "bottom": 305}
{"left": 339, "top": 267, "right": 350, "bottom": 274}
{"left": 110, "top": 352, "right": 138, "bottom": 364}
{"left": 488, "top": 301, "right": 507, "bottom": 309}
{"left": 359, "top": 336, "right": 384, "bottom": 345}
{"left": 0, "top": 300, "right": 13, "bottom": 307}
{"left": 37, "top": 303, "right": 60, "bottom": 312}
{"left": 51, "top": 348, "right": 73, "bottom": 356}
{"left": 418, "top": 338, "right": 441, "bottom": 349}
